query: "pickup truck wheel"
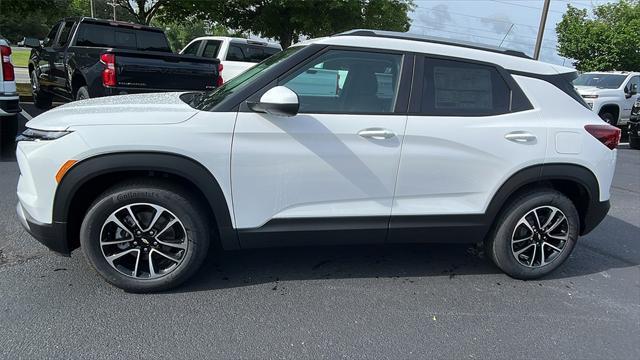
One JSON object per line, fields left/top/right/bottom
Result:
{"left": 600, "top": 112, "right": 617, "bottom": 125}
{"left": 31, "top": 70, "right": 52, "bottom": 109}
{"left": 80, "top": 180, "right": 210, "bottom": 292}
{"left": 75, "top": 86, "right": 90, "bottom": 101}
{"left": 486, "top": 189, "right": 579, "bottom": 280}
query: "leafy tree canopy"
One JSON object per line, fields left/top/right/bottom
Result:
{"left": 161, "top": 0, "right": 415, "bottom": 48}
{"left": 556, "top": 0, "right": 640, "bottom": 71}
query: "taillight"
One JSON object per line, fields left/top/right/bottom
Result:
{"left": 216, "top": 63, "right": 224, "bottom": 87}
{"left": 100, "top": 53, "right": 116, "bottom": 87}
{"left": 1, "top": 45, "right": 15, "bottom": 82}
{"left": 585, "top": 124, "right": 621, "bottom": 150}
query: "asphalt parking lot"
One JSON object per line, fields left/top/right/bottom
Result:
{"left": 0, "top": 104, "right": 638, "bottom": 359}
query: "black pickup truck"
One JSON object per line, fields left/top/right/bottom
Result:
{"left": 25, "top": 17, "right": 220, "bottom": 109}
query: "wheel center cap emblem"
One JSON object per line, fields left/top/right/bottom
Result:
{"left": 140, "top": 238, "right": 150, "bottom": 245}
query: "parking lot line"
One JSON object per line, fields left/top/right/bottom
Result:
{"left": 20, "top": 109, "right": 33, "bottom": 121}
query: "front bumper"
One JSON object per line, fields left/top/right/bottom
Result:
{"left": 16, "top": 202, "right": 70, "bottom": 256}
{"left": 581, "top": 200, "right": 610, "bottom": 235}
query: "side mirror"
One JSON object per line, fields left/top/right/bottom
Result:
{"left": 630, "top": 83, "right": 638, "bottom": 96}
{"left": 23, "top": 37, "right": 41, "bottom": 48}
{"left": 247, "top": 86, "right": 299, "bottom": 117}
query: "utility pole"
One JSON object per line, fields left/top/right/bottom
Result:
{"left": 107, "top": 1, "right": 117, "bottom": 21}
{"left": 534, "top": 0, "right": 551, "bottom": 60}
{"left": 90, "top": 0, "right": 94, "bottom": 17}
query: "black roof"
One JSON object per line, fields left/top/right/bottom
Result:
{"left": 63, "top": 17, "right": 164, "bottom": 32}
{"left": 336, "top": 29, "right": 531, "bottom": 59}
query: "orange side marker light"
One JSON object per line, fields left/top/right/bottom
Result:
{"left": 55, "top": 160, "right": 78, "bottom": 183}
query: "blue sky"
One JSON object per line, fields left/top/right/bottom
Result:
{"left": 409, "top": 0, "right": 615, "bottom": 66}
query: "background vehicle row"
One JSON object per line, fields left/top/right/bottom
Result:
{"left": 25, "top": 17, "right": 221, "bottom": 109}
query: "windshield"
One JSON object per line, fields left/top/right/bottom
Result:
{"left": 191, "top": 46, "right": 302, "bottom": 110}
{"left": 573, "top": 74, "right": 627, "bottom": 89}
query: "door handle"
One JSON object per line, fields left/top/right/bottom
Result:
{"left": 358, "top": 128, "right": 395, "bottom": 140}
{"left": 505, "top": 131, "right": 537, "bottom": 144}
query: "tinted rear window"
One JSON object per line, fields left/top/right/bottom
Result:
{"left": 74, "top": 22, "right": 171, "bottom": 52}
{"left": 227, "top": 43, "right": 280, "bottom": 63}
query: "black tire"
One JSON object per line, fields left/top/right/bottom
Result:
{"left": 80, "top": 179, "right": 210, "bottom": 292}
{"left": 599, "top": 112, "right": 617, "bottom": 125}
{"left": 629, "top": 136, "right": 640, "bottom": 150}
{"left": 75, "top": 85, "right": 90, "bottom": 101}
{"left": 31, "top": 70, "right": 52, "bottom": 109}
{"left": 485, "top": 189, "right": 579, "bottom": 280}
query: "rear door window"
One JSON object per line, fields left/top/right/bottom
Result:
{"left": 421, "top": 58, "right": 510, "bottom": 116}
{"left": 202, "top": 40, "right": 222, "bottom": 58}
{"left": 56, "top": 21, "right": 75, "bottom": 47}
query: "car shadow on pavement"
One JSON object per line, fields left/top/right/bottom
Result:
{"left": 169, "top": 215, "right": 639, "bottom": 293}
{"left": 173, "top": 242, "right": 496, "bottom": 293}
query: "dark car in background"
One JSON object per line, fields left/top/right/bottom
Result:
{"left": 25, "top": 17, "right": 221, "bottom": 109}
{"left": 629, "top": 99, "right": 640, "bottom": 149}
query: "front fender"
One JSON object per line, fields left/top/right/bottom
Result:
{"left": 54, "top": 151, "right": 238, "bottom": 251}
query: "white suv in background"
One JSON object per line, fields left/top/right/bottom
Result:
{"left": 180, "top": 36, "right": 282, "bottom": 81}
{"left": 0, "top": 39, "right": 20, "bottom": 117}
{"left": 16, "top": 30, "right": 619, "bottom": 292}
{"left": 573, "top": 71, "right": 640, "bottom": 126}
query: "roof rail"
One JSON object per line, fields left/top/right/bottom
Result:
{"left": 335, "top": 29, "right": 532, "bottom": 59}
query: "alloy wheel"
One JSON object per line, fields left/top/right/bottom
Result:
{"left": 511, "top": 206, "right": 569, "bottom": 268}
{"left": 99, "top": 203, "right": 188, "bottom": 279}
{"left": 30, "top": 71, "right": 39, "bottom": 93}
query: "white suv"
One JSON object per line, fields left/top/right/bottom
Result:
{"left": 573, "top": 71, "right": 640, "bottom": 126}
{"left": 16, "top": 30, "right": 620, "bottom": 292}
{"left": 180, "top": 36, "right": 282, "bottom": 81}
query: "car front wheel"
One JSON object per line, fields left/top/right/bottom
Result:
{"left": 80, "top": 180, "right": 210, "bottom": 292}
{"left": 486, "top": 189, "right": 579, "bottom": 279}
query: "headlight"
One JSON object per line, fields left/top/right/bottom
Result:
{"left": 582, "top": 94, "right": 599, "bottom": 99}
{"left": 16, "top": 128, "right": 72, "bottom": 142}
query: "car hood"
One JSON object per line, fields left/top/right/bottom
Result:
{"left": 26, "top": 92, "right": 199, "bottom": 131}
{"left": 574, "top": 86, "right": 619, "bottom": 97}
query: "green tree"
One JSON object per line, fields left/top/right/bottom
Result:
{"left": 115, "top": 0, "right": 167, "bottom": 25}
{"left": 0, "top": 0, "right": 80, "bottom": 42}
{"left": 556, "top": 0, "right": 640, "bottom": 71}
{"left": 155, "top": 19, "right": 240, "bottom": 51}
{"left": 162, "top": 0, "right": 414, "bottom": 48}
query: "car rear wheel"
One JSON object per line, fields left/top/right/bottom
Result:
{"left": 80, "top": 180, "right": 210, "bottom": 292}
{"left": 486, "top": 189, "right": 579, "bottom": 279}
{"left": 75, "top": 86, "right": 90, "bottom": 101}
{"left": 31, "top": 70, "right": 52, "bottom": 109}
{"left": 629, "top": 136, "right": 640, "bottom": 149}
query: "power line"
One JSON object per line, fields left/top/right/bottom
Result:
{"left": 414, "top": 3, "right": 541, "bottom": 31}
{"left": 411, "top": 23, "right": 558, "bottom": 47}
{"left": 411, "top": 24, "right": 559, "bottom": 52}
{"left": 492, "top": 0, "right": 565, "bottom": 14}
{"left": 412, "top": 19, "right": 559, "bottom": 45}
